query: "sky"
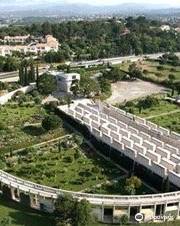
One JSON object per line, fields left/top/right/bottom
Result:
{"left": 66, "top": 0, "right": 180, "bottom": 7}
{"left": 2, "top": 0, "right": 180, "bottom": 7}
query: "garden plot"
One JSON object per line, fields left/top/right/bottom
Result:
{"left": 2, "top": 137, "right": 126, "bottom": 192}
{"left": 0, "top": 104, "right": 66, "bottom": 152}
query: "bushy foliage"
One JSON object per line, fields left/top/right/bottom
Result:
{"left": 42, "top": 115, "right": 62, "bottom": 131}
{"left": 37, "top": 73, "right": 57, "bottom": 95}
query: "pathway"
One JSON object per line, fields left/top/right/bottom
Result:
{"left": 145, "top": 109, "right": 180, "bottom": 119}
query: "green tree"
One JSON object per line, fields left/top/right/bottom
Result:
{"left": 128, "top": 63, "right": 143, "bottom": 79}
{"left": 73, "top": 199, "right": 92, "bottom": 226}
{"left": 38, "top": 73, "right": 57, "bottom": 95}
{"left": 70, "top": 79, "right": 80, "bottom": 96}
{"left": 125, "top": 176, "right": 142, "bottom": 195}
{"left": 55, "top": 195, "right": 92, "bottom": 226}
{"left": 80, "top": 76, "right": 100, "bottom": 97}
{"left": 120, "top": 215, "right": 129, "bottom": 225}
{"left": 42, "top": 115, "right": 62, "bottom": 131}
{"left": 102, "top": 67, "right": 126, "bottom": 82}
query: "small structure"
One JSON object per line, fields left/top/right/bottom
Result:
{"left": 160, "top": 25, "right": 171, "bottom": 31}
{"left": 51, "top": 71, "right": 80, "bottom": 93}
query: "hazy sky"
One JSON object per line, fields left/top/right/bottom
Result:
{"left": 3, "top": 0, "right": 180, "bottom": 7}
{"left": 66, "top": 0, "right": 180, "bottom": 6}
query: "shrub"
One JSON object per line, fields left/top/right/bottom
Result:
{"left": 34, "top": 96, "right": 42, "bottom": 104}
{"left": 157, "top": 65, "right": 164, "bottom": 71}
{"left": 0, "top": 122, "right": 6, "bottom": 130}
{"left": 42, "top": 115, "right": 62, "bottom": 131}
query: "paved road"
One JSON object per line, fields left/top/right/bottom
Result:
{"left": 1, "top": 52, "right": 180, "bottom": 82}
{"left": 71, "top": 52, "right": 178, "bottom": 67}
{"left": 0, "top": 67, "right": 48, "bottom": 82}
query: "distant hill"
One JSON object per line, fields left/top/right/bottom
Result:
{"left": 0, "top": 1, "right": 179, "bottom": 18}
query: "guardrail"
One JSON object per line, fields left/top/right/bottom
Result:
{"left": 1, "top": 169, "right": 180, "bottom": 205}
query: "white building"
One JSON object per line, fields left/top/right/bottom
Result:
{"left": 50, "top": 71, "right": 80, "bottom": 93}
{"left": 0, "top": 35, "right": 59, "bottom": 56}
{"left": 160, "top": 25, "right": 171, "bottom": 31}
{"left": 2, "top": 35, "right": 30, "bottom": 44}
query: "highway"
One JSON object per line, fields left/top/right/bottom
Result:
{"left": 0, "top": 67, "right": 48, "bottom": 82}
{"left": 1, "top": 52, "right": 180, "bottom": 82}
{"left": 70, "top": 53, "right": 166, "bottom": 67}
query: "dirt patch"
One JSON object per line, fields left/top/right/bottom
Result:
{"left": 106, "top": 79, "right": 168, "bottom": 104}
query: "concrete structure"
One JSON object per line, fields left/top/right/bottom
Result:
{"left": 0, "top": 100, "right": 180, "bottom": 224}
{"left": 51, "top": 71, "right": 80, "bottom": 93}
{"left": 0, "top": 83, "right": 36, "bottom": 105}
{"left": 0, "top": 35, "right": 59, "bottom": 56}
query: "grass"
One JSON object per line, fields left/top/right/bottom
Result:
{"left": 118, "top": 99, "right": 180, "bottom": 133}
{"left": 0, "top": 104, "right": 66, "bottom": 152}
{"left": 86, "top": 177, "right": 153, "bottom": 195}
{"left": 0, "top": 197, "right": 54, "bottom": 226}
{"left": 2, "top": 139, "right": 127, "bottom": 192}
{"left": 0, "top": 196, "right": 180, "bottom": 226}
{"left": 151, "top": 112, "right": 180, "bottom": 133}
{"left": 131, "top": 100, "right": 179, "bottom": 118}
{"left": 119, "top": 59, "right": 180, "bottom": 83}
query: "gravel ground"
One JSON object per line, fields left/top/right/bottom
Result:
{"left": 106, "top": 79, "right": 168, "bottom": 104}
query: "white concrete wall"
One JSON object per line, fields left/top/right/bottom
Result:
{"left": 0, "top": 83, "right": 36, "bottom": 105}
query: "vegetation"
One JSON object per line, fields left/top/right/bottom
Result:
{"left": 55, "top": 195, "right": 91, "bottom": 226}
{"left": 37, "top": 73, "right": 57, "bottom": 95}
{"left": 19, "top": 59, "right": 37, "bottom": 86}
{"left": 0, "top": 196, "right": 53, "bottom": 226}
{"left": 0, "top": 98, "right": 66, "bottom": 152}
{"left": 0, "top": 56, "right": 19, "bottom": 72}
{"left": 118, "top": 96, "right": 180, "bottom": 133}
{"left": 2, "top": 138, "right": 126, "bottom": 191}
{"left": 125, "top": 176, "right": 142, "bottom": 195}
{"left": 42, "top": 115, "right": 62, "bottom": 131}
{"left": 1, "top": 17, "right": 180, "bottom": 62}
{"left": 120, "top": 57, "right": 180, "bottom": 91}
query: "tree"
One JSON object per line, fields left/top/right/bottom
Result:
{"left": 168, "top": 74, "right": 176, "bottom": 96}
{"left": 128, "top": 63, "right": 143, "bottom": 79}
{"left": 65, "top": 94, "right": 72, "bottom": 108}
{"left": 70, "top": 79, "right": 80, "bottom": 96}
{"left": 38, "top": 73, "right": 57, "bottom": 95}
{"left": 175, "top": 82, "right": 180, "bottom": 95}
{"left": 3, "top": 57, "right": 18, "bottom": 72}
{"left": 137, "top": 96, "right": 159, "bottom": 113}
{"left": 19, "top": 59, "right": 36, "bottom": 86}
{"left": 0, "top": 81, "right": 7, "bottom": 91}
{"left": 125, "top": 176, "right": 142, "bottom": 195}
{"left": 73, "top": 199, "right": 92, "bottom": 226}
{"left": 126, "top": 176, "right": 142, "bottom": 189}
{"left": 36, "top": 64, "right": 39, "bottom": 88}
{"left": 42, "top": 115, "right": 62, "bottom": 131}
{"left": 104, "top": 67, "right": 126, "bottom": 82}
{"left": 55, "top": 194, "right": 75, "bottom": 224}
{"left": 55, "top": 195, "right": 92, "bottom": 226}
{"left": 0, "top": 217, "right": 12, "bottom": 226}
{"left": 120, "top": 215, "right": 129, "bottom": 225}
{"left": 79, "top": 77, "right": 100, "bottom": 97}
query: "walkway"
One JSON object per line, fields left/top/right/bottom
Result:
{"left": 145, "top": 109, "right": 180, "bottom": 119}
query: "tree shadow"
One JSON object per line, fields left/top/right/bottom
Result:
{"left": 0, "top": 197, "right": 54, "bottom": 226}
{"left": 22, "top": 125, "right": 46, "bottom": 136}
